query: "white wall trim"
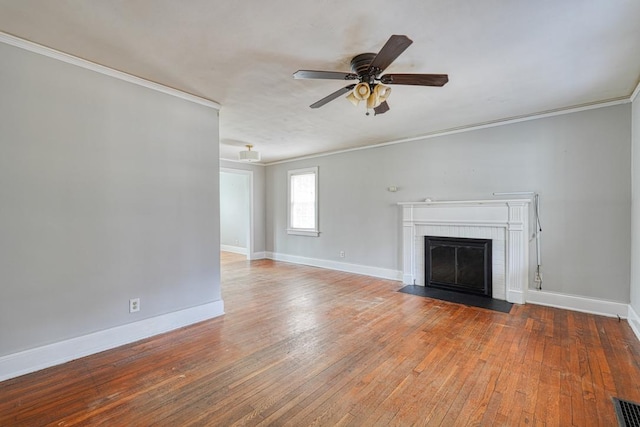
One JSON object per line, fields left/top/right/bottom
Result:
{"left": 220, "top": 158, "right": 266, "bottom": 167}
{"left": 0, "top": 300, "right": 224, "bottom": 382}
{"left": 220, "top": 168, "right": 255, "bottom": 261}
{"left": 221, "top": 244, "right": 248, "bottom": 255}
{"left": 629, "top": 305, "right": 640, "bottom": 342}
{"left": 526, "top": 289, "right": 627, "bottom": 318}
{"left": 250, "top": 251, "right": 268, "bottom": 260}
{"left": 0, "top": 31, "right": 220, "bottom": 110}
{"left": 266, "top": 252, "right": 402, "bottom": 281}
{"left": 262, "top": 254, "right": 634, "bottom": 328}
{"left": 631, "top": 80, "right": 640, "bottom": 103}
{"left": 265, "top": 98, "right": 629, "bottom": 165}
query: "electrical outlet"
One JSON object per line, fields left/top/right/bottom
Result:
{"left": 129, "top": 298, "right": 140, "bottom": 313}
{"left": 340, "top": 251, "right": 345, "bottom": 258}
{"left": 534, "top": 271, "right": 542, "bottom": 283}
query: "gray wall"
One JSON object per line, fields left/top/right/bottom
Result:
{"left": 220, "top": 171, "right": 250, "bottom": 248}
{"left": 266, "top": 104, "right": 632, "bottom": 302}
{"left": 220, "top": 160, "right": 267, "bottom": 256}
{"left": 632, "top": 95, "right": 640, "bottom": 312}
{"left": 0, "top": 42, "right": 221, "bottom": 356}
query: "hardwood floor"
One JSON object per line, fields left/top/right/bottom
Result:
{"left": 2, "top": 252, "right": 640, "bottom": 426}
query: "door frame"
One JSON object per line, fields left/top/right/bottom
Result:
{"left": 220, "top": 168, "right": 254, "bottom": 260}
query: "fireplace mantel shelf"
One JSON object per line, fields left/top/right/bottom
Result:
{"left": 398, "top": 199, "right": 530, "bottom": 206}
{"left": 399, "top": 199, "right": 530, "bottom": 304}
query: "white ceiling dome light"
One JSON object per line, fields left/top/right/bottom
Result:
{"left": 238, "top": 144, "right": 260, "bottom": 162}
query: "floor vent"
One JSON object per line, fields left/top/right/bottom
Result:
{"left": 613, "top": 397, "right": 640, "bottom": 427}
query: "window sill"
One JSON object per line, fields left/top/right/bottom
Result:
{"left": 287, "top": 229, "right": 320, "bottom": 237}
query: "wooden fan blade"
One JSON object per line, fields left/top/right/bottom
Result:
{"left": 380, "top": 73, "right": 449, "bottom": 86}
{"left": 367, "top": 35, "right": 413, "bottom": 75}
{"left": 310, "top": 84, "right": 356, "bottom": 108}
{"left": 293, "top": 70, "right": 358, "bottom": 80}
{"left": 374, "top": 101, "right": 390, "bottom": 115}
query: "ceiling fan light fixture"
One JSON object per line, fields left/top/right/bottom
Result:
{"left": 238, "top": 144, "right": 260, "bottom": 162}
{"left": 346, "top": 91, "right": 360, "bottom": 106}
{"left": 361, "top": 84, "right": 391, "bottom": 109}
{"left": 353, "top": 82, "right": 371, "bottom": 101}
{"left": 374, "top": 84, "right": 391, "bottom": 103}
{"left": 366, "top": 91, "right": 377, "bottom": 109}
{"left": 294, "top": 35, "right": 447, "bottom": 114}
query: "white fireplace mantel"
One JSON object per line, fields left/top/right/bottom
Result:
{"left": 399, "top": 199, "right": 530, "bottom": 304}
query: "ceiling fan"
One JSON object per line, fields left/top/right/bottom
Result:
{"left": 293, "top": 35, "right": 448, "bottom": 115}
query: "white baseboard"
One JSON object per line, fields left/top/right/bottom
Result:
{"left": 221, "top": 244, "right": 247, "bottom": 255}
{"left": 266, "top": 252, "right": 402, "bottom": 281}
{"left": 250, "top": 251, "right": 267, "bottom": 260}
{"left": 507, "top": 290, "right": 525, "bottom": 305}
{"left": 0, "top": 300, "right": 224, "bottom": 382}
{"left": 629, "top": 305, "right": 640, "bottom": 342}
{"left": 526, "top": 289, "right": 628, "bottom": 318}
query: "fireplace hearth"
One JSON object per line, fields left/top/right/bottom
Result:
{"left": 424, "top": 236, "right": 492, "bottom": 297}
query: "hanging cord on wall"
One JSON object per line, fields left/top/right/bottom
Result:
{"left": 534, "top": 193, "right": 543, "bottom": 290}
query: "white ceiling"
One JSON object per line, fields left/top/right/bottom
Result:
{"left": 0, "top": 1, "right": 639, "bottom": 163}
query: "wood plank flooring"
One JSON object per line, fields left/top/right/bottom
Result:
{"left": 2, "top": 252, "right": 640, "bottom": 426}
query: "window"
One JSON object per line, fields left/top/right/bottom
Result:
{"left": 287, "top": 167, "right": 319, "bottom": 236}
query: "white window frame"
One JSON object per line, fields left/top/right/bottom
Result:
{"left": 287, "top": 166, "right": 319, "bottom": 237}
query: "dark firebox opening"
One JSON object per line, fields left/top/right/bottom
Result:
{"left": 424, "top": 236, "right": 492, "bottom": 297}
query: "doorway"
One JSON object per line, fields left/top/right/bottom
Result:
{"left": 220, "top": 168, "right": 254, "bottom": 260}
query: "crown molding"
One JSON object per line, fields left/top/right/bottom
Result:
{"left": 0, "top": 31, "right": 220, "bottom": 110}
{"left": 265, "top": 97, "right": 629, "bottom": 166}
{"left": 632, "top": 79, "right": 640, "bottom": 103}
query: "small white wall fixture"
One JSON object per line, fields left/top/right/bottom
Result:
{"left": 399, "top": 200, "right": 530, "bottom": 304}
